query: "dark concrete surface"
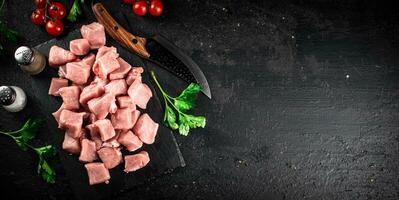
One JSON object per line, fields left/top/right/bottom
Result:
{"left": 1, "top": 0, "right": 399, "bottom": 199}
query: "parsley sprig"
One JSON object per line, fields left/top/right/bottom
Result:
{"left": 0, "top": 118, "right": 56, "bottom": 183}
{"left": 67, "top": 0, "right": 85, "bottom": 22}
{"left": 151, "top": 71, "right": 206, "bottom": 136}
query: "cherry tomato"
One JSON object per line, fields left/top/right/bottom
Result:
{"left": 46, "top": 19, "right": 64, "bottom": 36}
{"left": 48, "top": 2, "right": 67, "bottom": 19}
{"left": 123, "top": 0, "right": 133, "bottom": 4}
{"left": 31, "top": 8, "right": 45, "bottom": 26}
{"left": 133, "top": 1, "right": 148, "bottom": 16}
{"left": 149, "top": 0, "right": 163, "bottom": 16}
{"left": 34, "top": 0, "right": 49, "bottom": 9}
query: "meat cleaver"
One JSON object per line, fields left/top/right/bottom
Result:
{"left": 92, "top": 3, "right": 211, "bottom": 99}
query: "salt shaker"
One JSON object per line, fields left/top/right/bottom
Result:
{"left": 0, "top": 86, "right": 27, "bottom": 112}
{"left": 14, "top": 46, "right": 46, "bottom": 75}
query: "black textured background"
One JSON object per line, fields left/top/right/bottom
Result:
{"left": 1, "top": 0, "right": 399, "bottom": 199}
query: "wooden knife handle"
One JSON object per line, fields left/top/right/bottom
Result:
{"left": 92, "top": 3, "right": 150, "bottom": 58}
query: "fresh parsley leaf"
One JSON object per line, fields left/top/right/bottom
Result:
{"left": 35, "top": 145, "right": 57, "bottom": 159}
{"left": 184, "top": 114, "right": 206, "bottom": 129}
{"left": 38, "top": 158, "right": 56, "bottom": 184}
{"left": 67, "top": 0, "right": 83, "bottom": 22}
{"left": 164, "top": 106, "right": 179, "bottom": 130}
{"left": 178, "top": 119, "right": 190, "bottom": 136}
{"left": 0, "top": 118, "right": 56, "bottom": 183}
{"left": 151, "top": 71, "right": 206, "bottom": 136}
{"left": 19, "top": 118, "right": 43, "bottom": 142}
{"left": 174, "top": 83, "right": 201, "bottom": 112}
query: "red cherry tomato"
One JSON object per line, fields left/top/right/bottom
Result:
{"left": 133, "top": 1, "right": 148, "bottom": 16}
{"left": 149, "top": 0, "right": 163, "bottom": 16}
{"left": 48, "top": 2, "right": 67, "bottom": 19}
{"left": 31, "top": 8, "right": 45, "bottom": 26}
{"left": 122, "top": 0, "right": 133, "bottom": 4}
{"left": 46, "top": 19, "right": 64, "bottom": 36}
{"left": 34, "top": 0, "right": 49, "bottom": 9}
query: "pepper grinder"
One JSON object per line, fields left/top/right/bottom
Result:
{"left": 14, "top": 46, "right": 46, "bottom": 75}
{"left": 0, "top": 86, "right": 27, "bottom": 112}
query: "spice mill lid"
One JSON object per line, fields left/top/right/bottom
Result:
{"left": 0, "top": 86, "right": 16, "bottom": 106}
{"left": 14, "top": 46, "right": 34, "bottom": 65}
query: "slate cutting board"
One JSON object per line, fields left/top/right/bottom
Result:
{"left": 32, "top": 29, "right": 185, "bottom": 199}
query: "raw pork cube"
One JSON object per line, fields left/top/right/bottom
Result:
{"left": 87, "top": 92, "right": 115, "bottom": 119}
{"left": 82, "top": 53, "right": 95, "bottom": 68}
{"left": 93, "top": 50, "right": 120, "bottom": 79}
{"left": 104, "top": 79, "right": 127, "bottom": 96}
{"left": 111, "top": 108, "right": 134, "bottom": 130}
{"left": 133, "top": 113, "right": 158, "bottom": 144}
{"left": 62, "top": 132, "right": 81, "bottom": 154}
{"left": 117, "top": 96, "right": 136, "bottom": 109}
{"left": 125, "top": 67, "right": 144, "bottom": 85}
{"left": 48, "top": 45, "right": 77, "bottom": 67}
{"left": 58, "top": 86, "right": 81, "bottom": 110}
{"left": 109, "top": 58, "right": 132, "bottom": 80}
{"left": 52, "top": 103, "right": 65, "bottom": 123}
{"left": 118, "top": 130, "right": 142, "bottom": 152}
{"left": 97, "top": 147, "right": 122, "bottom": 169}
{"left": 96, "top": 46, "right": 117, "bottom": 60}
{"left": 94, "top": 119, "right": 116, "bottom": 141}
{"left": 84, "top": 163, "right": 110, "bottom": 185}
{"left": 48, "top": 78, "right": 68, "bottom": 96}
{"left": 86, "top": 124, "right": 102, "bottom": 150}
{"left": 69, "top": 39, "right": 90, "bottom": 55}
{"left": 79, "top": 83, "right": 105, "bottom": 104}
{"left": 127, "top": 79, "right": 152, "bottom": 109}
{"left": 59, "top": 110, "right": 86, "bottom": 138}
{"left": 80, "top": 22, "right": 106, "bottom": 49}
{"left": 124, "top": 151, "right": 150, "bottom": 173}
{"left": 102, "top": 130, "right": 120, "bottom": 148}
{"left": 65, "top": 62, "right": 91, "bottom": 85}
{"left": 65, "top": 127, "right": 83, "bottom": 139}
{"left": 79, "top": 139, "right": 98, "bottom": 163}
